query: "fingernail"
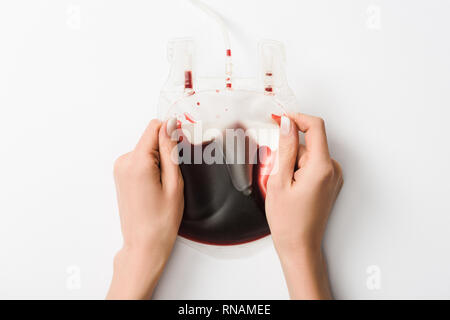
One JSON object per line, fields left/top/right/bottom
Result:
{"left": 280, "top": 116, "right": 291, "bottom": 135}
{"left": 166, "top": 117, "right": 177, "bottom": 138}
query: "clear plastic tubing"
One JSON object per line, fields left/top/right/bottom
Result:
{"left": 189, "top": 0, "right": 233, "bottom": 89}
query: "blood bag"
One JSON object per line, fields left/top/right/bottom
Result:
{"left": 157, "top": 1, "right": 299, "bottom": 245}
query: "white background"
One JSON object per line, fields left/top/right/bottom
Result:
{"left": 1, "top": 0, "right": 449, "bottom": 299}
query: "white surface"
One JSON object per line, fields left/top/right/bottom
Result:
{"left": 1, "top": 0, "right": 450, "bottom": 299}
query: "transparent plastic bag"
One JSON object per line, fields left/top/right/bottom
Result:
{"left": 157, "top": 2, "right": 299, "bottom": 246}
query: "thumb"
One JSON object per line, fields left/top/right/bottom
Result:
{"left": 159, "top": 118, "right": 183, "bottom": 193}
{"left": 271, "top": 115, "right": 298, "bottom": 187}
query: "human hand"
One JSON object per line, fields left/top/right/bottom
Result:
{"left": 107, "top": 118, "right": 183, "bottom": 300}
{"left": 266, "top": 113, "right": 343, "bottom": 299}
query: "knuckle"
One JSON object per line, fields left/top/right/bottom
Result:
{"left": 314, "top": 116, "right": 325, "bottom": 128}
{"left": 332, "top": 159, "right": 344, "bottom": 187}
{"left": 331, "top": 159, "right": 343, "bottom": 179}
{"left": 113, "top": 153, "right": 130, "bottom": 175}
{"left": 149, "top": 118, "right": 161, "bottom": 130}
{"left": 317, "top": 160, "right": 335, "bottom": 181}
{"left": 114, "top": 152, "right": 153, "bottom": 179}
{"left": 315, "top": 158, "right": 344, "bottom": 184}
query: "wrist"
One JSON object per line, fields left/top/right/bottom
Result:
{"left": 273, "top": 242, "right": 331, "bottom": 300}
{"left": 277, "top": 243, "right": 323, "bottom": 268}
{"left": 107, "top": 246, "right": 167, "bottom": 300}
{"left": 114, "top": 245, "right": 166, "bottom": 271}
{"left": 272, "top": 235, "right": 322, "bottom": 264}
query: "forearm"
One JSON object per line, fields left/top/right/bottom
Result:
{"left": 107, "top": 247, "right": 167, "bottom": 300}
{"left": 277, "top": 245, "right": 332, "bottom": 300}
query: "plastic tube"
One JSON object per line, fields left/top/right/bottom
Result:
{"left": 189, "top": 0, "right": 233, "bottom": 89}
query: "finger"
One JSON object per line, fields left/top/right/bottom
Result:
{"left": 159, "top": 118, "right": 183, "bottom": 193}
{"left": 270, "top": 115, "right": 299, "bottom": 186}
{"left": 135, "top": 119, "right": 162, "bottom": 155}
{"left": 290, "top": 113, "right": 330, "bottom": 159}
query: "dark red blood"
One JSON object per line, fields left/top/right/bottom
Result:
{"left": 226, "top": 49, "right": 231, "bottom": 57}
{"left": 265, "top": 72, "right": 273, "bottom": 76}
{"left": 265, "top": 87, "right": 273, "bottom": 92}
{"left": 184, "top": 70, "right": 193, "bottom": 89}
{"left": 177, "top": 125, "right": 276, "bottom": 245}
{"left": 196, "top": 102, "right": 200, "bottom": 106}
{"left": 226, "top": 83, "right": 232, "bottom": 89}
